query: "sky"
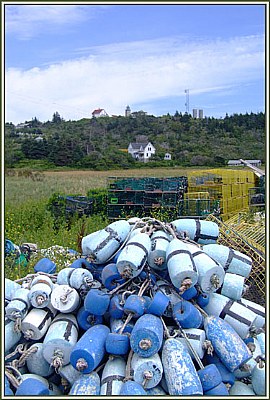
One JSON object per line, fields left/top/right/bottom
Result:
{"left": 3, "top": 2, "right": 267, "bottom": 124}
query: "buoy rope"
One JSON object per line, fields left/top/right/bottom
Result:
{"left": 109, "top": 278, "right": 133, "bottom": 296}
{"left": 36, "top": 294, "right": 46, "bottom": 305}
{"left": 192, "top": 301, "right": 209, "bottom": 318}
{"left": 15, "top": 271, "right": 57, "bottom": 284}
{"left": 138, "top": 279, "right": 150, "bottom": 296}
{"left": 12, "top": 345, "right": 38, "bottom": 368}
{"left": 173, "top": 317, "right": 204, "bottom": 370}
{"left": 142, "top": 370, "right": 153, "bottom": 388}
{"left": 60, "top": 287, "right": 74, "bottom": 303}
{"left": 13, "top": 315, "right": 22, "bottom": 333}
{"left": 119, "top": 313, "right": 133, "bottom": 335}
{"left": 119, "top": 290, "right": 136, "bottom": 305}
{"left": 76, "top": 357, "right": 88, "bottom": 371}
{"left": 154, "top": 256, "right": 164, "bottom": 265}
{"left": 5, "top": 343, "right": 25, "bottom": 361}
{"left": 160, "top": 317, "right": 175, "bottom": 339}
{"left": 139, "top": 338, "right": 152, "bottom": 350}
{"left": 124, "top": 349, "right": 134, "bottom": 382}
{"left": 179, "top": 278, "right": 193, "bottom": 294}
{"left": 210, "top": 274, "right": 220, "bottom": 289}
{"left": 202, "top": 340, "right": 214, "bottom": 356}
{"left": 5, "top": 365, "right": 22, "bottom": 389}
{"left": 51, "top": 350, "right": 64, "bottom": 373}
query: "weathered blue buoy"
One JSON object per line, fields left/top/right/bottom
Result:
{"left": 197, "top": 363, "right": 222, "bottom": 392}
{"left": 131, "top": 352, "right": 163, "bottom": 389}
{"left": 34, "top": 257, "right": 56, "bottom": 274}
{"left": 5, "top": 278, "right": 21, "bottom": 303}
{"left": 204, "top": 381, "right": 229, "bottom": 395}
{"left": 145, "top": 385, "right": 167, "bottom": 395}
{"left": 203, "top": 243, "right": 252, "bottom": 277}
{"left": 204, "top": 316, "right": 252, "bottom": 372}
{"left": 162, "top": 338, "right": 203, "bottom": 395}
{"left": 130, "top": 314, "right": 163, "bottom": 358}
{"left": 5, "top": 287, "right": 30, "bottom": 321}
{"left": 81, "top": 220, "right": 131, "bottom": 264}
{"left": 166, "top": 238, "right": 198, "bottom": 291}
{"left": 203, "top": 292, "right": 257, "bottom": 338}
{"left": 109, "top": 295, "right": 124, "bottom": 319}
{"left": 173, "top": 299, "right": 203, "bottom": 329}
{"left": 116, "top": 232, "right": 151, "bottom": 278}
{"left": 26, "top": 343, "right": 54, "bottom": 377}
{"left": 146, "top": 291, "right": 170, "bottom": 316}
{"left": 15, "top": 377, "right": 50, "bottom": 396}
{"left": 70, "top": 324, "right": 110, "bottom": 373}
{"left": 100, "top": 356, "right": 126, "bottom": 395}
{"left": 84, "top": 289, "right": 110, "bottom": 315}
{"left": 180, "top": 285, "right": 198, "bottom": 300}
{"left": 69, "top": 257, "right": 92, "bottom": 269}
{"left": 229, "top": 380, "right": 256, "bottom": 395}
{"left": 105, "top": 332, "right": 130, "bottom": 355}
{"left": 69, "top": 371, "right": 101, "bottom": 395}
{"left": 196, "top": 292, "right": 210, "bottom": 307}
{"left": 171, "top": 218, "right": 219, "bottom": 244}
{"left": 59, "top": 363, "right": 82, "bottom": 386}
{"left": 119, "top": 380, "right": 147, "bottom": 395}
{"left": 251, "top": 361, "right": 265, "bottom": 395}
{"left": 204, "top": 353, "right": 235, "bottom": 386}
{"left": 77, "top": 306, "right": 103, "bottom": 330}
{"left": 101, "top": 263, "right": 125, "bottom": 290}
{"left": 237, "top": 297, "right": 265, "bottom": 329}
{"left": 123, "top": 294, "right": 146, "bottom": 318}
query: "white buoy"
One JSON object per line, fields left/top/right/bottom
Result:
{"left": 100, "top": 356, "right": 126, "bottom": 395}
{"left": 185, "top": 242, "right": 225, "bottom": 293}
{"left": 28, "top": 275, "right": 54, "bottom": 308}
{"left": 166, "top": 238, "right": 198, "bottom": 291}
{"left": 176, "top": 328, "right": 206, "bottom": 360}
{"left": 51, "top": 284, "right": 80, "bottom": 313}
{"left": 21, "top": 306, "right": 57, "bottom": 340}
{"left": 148, "top": 230, "right": 171, "bottom": 271}
{"left": 171, "top": 218, "right": 219, "bottom": 244}
{"left": 131, "top": 352, "right": 163, "bottom": 389}
{"left": 237, "top": 297, "right": 265, "bottom": 330}
{"left": 221, "top": 272, "right": 246, "bottom": 300}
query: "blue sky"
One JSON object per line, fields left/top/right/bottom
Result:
{"left": 4, "top": 2, "right": 267, "bottom": 124}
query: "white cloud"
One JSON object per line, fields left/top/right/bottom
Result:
{"left": 5, "top": 34, "right": 264, "bottom": 123}
{"left": 5, "top": 4, "right": 105, "bottom": 39}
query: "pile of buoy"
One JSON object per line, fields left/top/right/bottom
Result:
{"left": 5, "top": 217, "right": 266, "bottom": 396}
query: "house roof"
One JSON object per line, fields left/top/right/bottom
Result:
{"left": 129, "top": 142, "right": 149, "bottom": 150}
{"left": 92, "top": 108, "right": 105, "bottom": 115}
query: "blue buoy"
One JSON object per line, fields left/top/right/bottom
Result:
{"left": 197, "top": 364, "right": 222, "bottom": 392}
{"left": 69, "top": 371, "right": 101, "bottom": 395}
{"left": 108, "top": 295, "right": 124, "bottom": 319}
{"left": 70, "top": 324, "right": 110, "bottom": 373}
{"left": 180, "top": 285, "right": 198, "bottom": 300}
{"left": 204, "top": 353, "right": 235, "bottom": 386}
{"left": 146, "top": 291, "right": 170, "bottom": 316}
{"left": 123, "top": 294, "right": 146, "bottom": 318}
{"left": 101, "top": 263, "right": 125, "bottom": 290}
{"left": 77, "top": 306, "right": 103, "bottom": 330}
{"left": 196, "top": 292, "right": 210, "bottom": 308}
{"left": 204, "top": 316, "right": 252, "bottom": 372}
{"left": 84, "top": 289, "right": 110, "bottom": 315}
{"left": 229, "top": 380, "right": 256, "bottom": 395}
{"left": 15, "top": 377, "right": 50, "bottom": 396}
{"left": 69, "top": 258, "right": 92, "bottom": 269}
{"left": 162, "top": 338, "right": 203, "bottom": 395}
{"left": 251, "top": 361, "right": 265, "bottom": 395}
{"left": 119, "top": 380, "right": 147, "bottom": 395}
{"left": 105, "top": 332, "right": 130, "bottom": 355}
{"left": 173, "top": 299, "right": 203, "bottom": 329}
{"left": 130, "top": 314, "right": 163, "bottom": 358}
{"left": 204, "top": 381, "right": 229, "bottom": 395}
{"left": 34, "top": 257, "right": 56, "bottom": 274}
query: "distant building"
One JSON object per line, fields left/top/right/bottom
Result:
{"left": 164, "top": 153, "right": 172, "bottom": 161}
{"left": 228, "top": 159, "right": 262, "bottom": 167}
{"left": 192, "top": 109, "right": 198, "bottom": 118}
{"left": 92, "top": 108, "right": 109, "bottom": 118}
{"left": 199, "top": 109, "right": 203, "bottom": 119}
{"left": 128, "top": 141, "right": 155, "bottom": 162}
{"left": 125, "top": 105, "right": 131, "bottom": 117}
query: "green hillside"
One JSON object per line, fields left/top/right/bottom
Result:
{"left": 5, "top": 111, "right": 265, "bottom": 170}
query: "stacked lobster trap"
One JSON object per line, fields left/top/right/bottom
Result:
{"left": 4, "top": 216, "right": 266, "bottom": 396}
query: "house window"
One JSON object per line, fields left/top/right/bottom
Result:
{"left": 148, "top": 147, "right": 151, "bottom": 151}
{"left": 146, "top": 153, "right": 149, "bottom": 157}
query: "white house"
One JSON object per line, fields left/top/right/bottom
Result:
{"left": 92, "top": 108, "right": 109, "bottom": 118}
{"left": 228, "top": 159, "right": 262, "bottom": 167}
{"left": 128, "top": 142, "right": 156, "bottom": 162}
{"left": 164, "top": 153, "right": 172, "bottom": 161}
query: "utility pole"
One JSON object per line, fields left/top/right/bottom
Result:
{"left": 184, "top": 89, "right": 189, "bottom": 114}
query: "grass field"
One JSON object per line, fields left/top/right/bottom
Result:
{"left": 4, "top": 167, "right": 190, "bottom": 278}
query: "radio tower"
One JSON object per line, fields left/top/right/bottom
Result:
{"left": 185, "top": 89, "right": 189, "bottom": 114}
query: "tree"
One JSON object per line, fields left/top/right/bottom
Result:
{"left": 52, "top": 112, "right": 63, "bottom": 124}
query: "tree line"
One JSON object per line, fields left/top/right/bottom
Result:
{"left": 5, "top": 111, "right": 265, "bottom": 169}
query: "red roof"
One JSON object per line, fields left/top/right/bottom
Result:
{"left": 92, "top": 108, "right": 104, "bottom": 115}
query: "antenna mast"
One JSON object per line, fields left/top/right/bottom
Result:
{"left": 184, "top": 89, "right": 189, "bottom": 114}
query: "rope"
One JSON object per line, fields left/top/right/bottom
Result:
{"left": 119, "top": 313, "right": 133, "bottom": 335}
{"left": 51, "top": 350, "right": 64, "bottom": 373}
{"left": 142, "top": 370, "right": 153, "bottom": 388}
{"left": 5, "top": 365, "right": 22, "bottom": 389}
{"left": 14, "top": 316, "right": 22, "bottom": 333}
{"left": 203, "top": 340, "right": 214, "bottom": 356}
{"left": 124, "top": 349, "right": 134, "bottom": 382}
{"left": 76, "top": 358, "right": 88, "bottom": 372}
{"left": 36, "top": 295, "right": 46, "bottom": 306}
{"left": 139, "top": 338, "right": 152, "bottom": 350}
{"left": 192, "top": 301, "right": 209, "bottom": 318}
{"left": 12, "top": 345, "right": 38, "bottom": 368}
{"left": 5, "top": 343, "right": 25, "bottom": 361}
{"left": 24, "top": 329, "right": 34, "bottom": 340}
{"left": 60, "top": 288, "right": 74, "bottom": 303}
{"left": 179, "top": 278, "right": 193, "bottom": 294}
{"left": 154, "top": 256, "right": 164, "bottom": 266}
{"left": 210, "top": 274, "right": 220, "bottom": 289}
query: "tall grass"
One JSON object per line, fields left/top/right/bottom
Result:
{"left": 4, "top": 168, "right": 188, "bottom": 278}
